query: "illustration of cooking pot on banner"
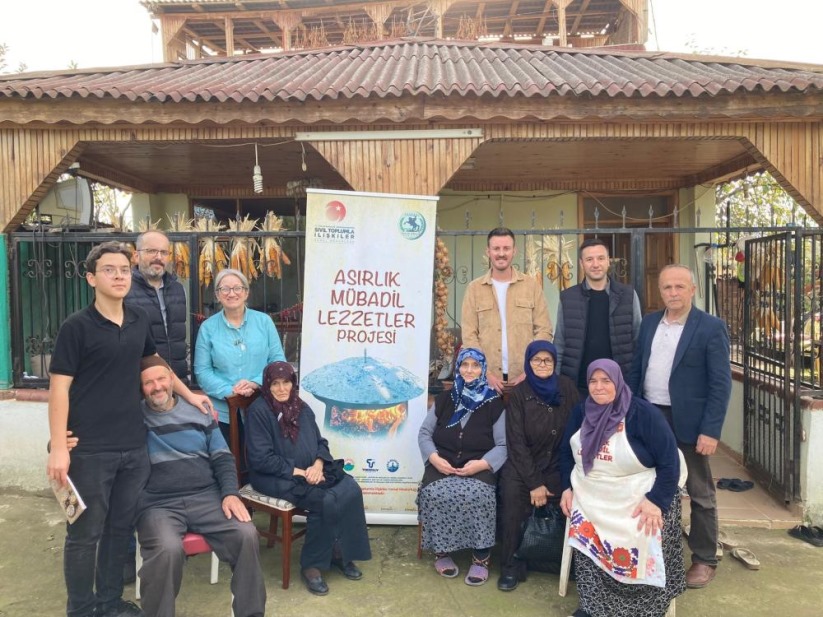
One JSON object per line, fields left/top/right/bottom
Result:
{"left": 301, "top": 351, "right": 425, "bottom": 438}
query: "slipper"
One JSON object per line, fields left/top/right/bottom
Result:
{"left": 465, "top": 563, "right": 489, "bottom": 586}
{"left": 730, "top": 547, "right": 761, "bottom": 570}
{"left": 788, "top": 525, "right": 823, "bottom": 547}
{"left": 716, "top": 543, "right": 724, "bottom": 561}
{"left": 718, "top": 529, "right": 742, "bottom": 550}
{"left": 728, "top": 479, "right": 755, "bottom": 492}
{"left": 716, "top": 478, "right": 734, "bottom": 489}
{"left": 434, "top": 555, "right": 459, "bottom": 578}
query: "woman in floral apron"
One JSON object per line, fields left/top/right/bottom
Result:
{"left": 559, "top": 359, "right": 686, "bottom": 617}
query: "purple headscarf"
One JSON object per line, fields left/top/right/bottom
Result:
{"left": 579, "top": 359, "right": 633, "bottom": 475}
{"left": 262, "top": 361, "right": 303, "bottom": 442}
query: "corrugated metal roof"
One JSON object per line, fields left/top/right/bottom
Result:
{"left": 2, "top": 39, "right": 823, "bottom": 103}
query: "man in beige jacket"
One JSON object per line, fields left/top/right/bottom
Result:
{"left": 461, "top": 227, "right": 552, "bottom": 392}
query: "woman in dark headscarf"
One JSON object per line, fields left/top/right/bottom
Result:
{"left": 496, "top": 340, "right": 580, "bottom": 591}
{"left": 245, "top": 361, "right": 371, "bottom": 596}
{"left": 417, "top": 347, "right": 506, "bottom": 586}
{"left": 559, "top": 359, "right": 686, "bottom": 617}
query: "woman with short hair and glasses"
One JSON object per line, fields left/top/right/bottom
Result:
{"left": 194, "top": 268, "right": 286, "bottom": 443}
{"left": 496, "top": 340, "right": 579, "bottom": 591}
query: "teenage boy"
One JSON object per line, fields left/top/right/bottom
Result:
{"left": 46, "top": 241, "right": 212, "bottom": 617}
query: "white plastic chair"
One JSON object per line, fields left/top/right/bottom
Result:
{"left": 558, "top": 517, "right": 676, "bottom": 616}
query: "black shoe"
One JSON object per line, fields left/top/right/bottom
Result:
{"left": 122, "top": 558, "right": 136, "bottom": 586}
{"left": 331, "top": 558, "right": 363, "bottom": 580}
{"left": 497, "top": 574, "right": 519, "bottom": 591}
{"left": 302, "top": 569, "right": 330, "bottom": 596}
{"left": 95, "top": 600, "right": 144, "bottom": 617}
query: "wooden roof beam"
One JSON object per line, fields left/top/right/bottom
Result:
{"left": 535, "top": 0, "right": 552, "bottom": 37}
{"left": 182, "top": 26, "right": 226, "bottom": 55}
{"left": 684, "top": 151, "right": 759, "bottom": 187}
{"left": 570, "top": 0, "right": 592, "bottom": 35}
{"left": 76, "top": 158, "right": 157, "bottom": 195}
{"left": 252, "top": 19, "right": 281, "bottom": 47}
{"left": 502, "top": 0, "right": 519, "bottom": 38}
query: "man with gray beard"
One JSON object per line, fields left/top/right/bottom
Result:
{"left": 125, "top": 231, "right": 189, "bottom": 381}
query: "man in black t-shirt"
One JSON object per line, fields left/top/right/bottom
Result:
{"left": 554, "top": 238, "right": 641, "bottom": 398}
{"left": 46, "top": 241, "right": 212, "bottom": 617}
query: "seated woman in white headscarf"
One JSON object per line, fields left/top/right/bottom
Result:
{"left": 417, "top": 347, "right": 506, "bottom": 587}
{"left": 559, "top": 359, "right": 686, "bottom": 617}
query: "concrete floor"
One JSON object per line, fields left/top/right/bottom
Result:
{"left": 2, "top": 488, "right": 823, "bottom": 617}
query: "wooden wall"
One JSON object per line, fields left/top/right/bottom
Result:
{"left": 2, "top": 121, "right": 822, "bottom": 231}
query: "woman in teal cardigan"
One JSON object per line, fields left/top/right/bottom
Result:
{"left": 194, "top": 268, "right": 285, "bottom": 444}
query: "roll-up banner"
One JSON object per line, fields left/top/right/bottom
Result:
{"left": 300, "top": 189, "right": 437, "bottom": 524}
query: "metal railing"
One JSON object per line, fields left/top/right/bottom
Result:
{"left": 9, "top": 226, "right": 818, "bottom": 391}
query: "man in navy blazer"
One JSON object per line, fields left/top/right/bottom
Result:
{"left": 629, "top": 264, "right": 731, "bottom": 590}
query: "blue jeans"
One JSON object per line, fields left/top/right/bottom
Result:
{"left": 64, "top": 447, "right": 150, "bottom": 617}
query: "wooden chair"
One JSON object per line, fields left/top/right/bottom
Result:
{"left": 227, "top": 393, "right": 308, "bottom": 590}
{"left": 559, "top": 517, "right": 676, "bottom": 616}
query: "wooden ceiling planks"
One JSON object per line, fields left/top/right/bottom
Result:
{"left": 5, "top": 119, "right": 823, "bottom": 231}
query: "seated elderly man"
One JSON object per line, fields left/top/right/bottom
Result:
{"left": 135, "top": 356, "right": 266, "bottom": 617}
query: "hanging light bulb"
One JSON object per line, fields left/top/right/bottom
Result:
{"left": 252, "top": 143, "right": 263, "bottom": 194}
{"left": 301, "top": 143, "right": 308, "bottom": 172}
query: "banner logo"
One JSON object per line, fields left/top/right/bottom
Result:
{"left": 326, "top": 200, "right": 347, "bottom": 222}
{"left": 398, "top": 212, "right": 426, "bottom": 240}
{"left": 315, "top": 200, "right": 354, "bottom": 243}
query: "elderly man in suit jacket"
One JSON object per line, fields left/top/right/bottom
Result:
{"left": 629, "top": 264, "right": 731, "bottom": 590}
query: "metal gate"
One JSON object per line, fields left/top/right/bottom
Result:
{"left": 743, "top": 232, "right": 804, "bottom": 502}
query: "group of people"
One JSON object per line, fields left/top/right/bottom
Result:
{"left": 45, "top": 226, "right": 731, "bottom": 617}
{"left": 46, "top": 233, "right": 371, "bottom": 617}
{"left": 417, "top": 228, "right": 731, "bottom": 617}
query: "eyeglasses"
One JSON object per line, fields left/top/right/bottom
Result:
{"left": 95, "top": 266, "right": 132, "bottom": 278}
{"left": 138, "top": 249, "right": 171, "bottom": 258}
{"left": 217, "top": 286, "right": 248, "bottom": 296}
{"left": 530, "top": 357, "right": 555, "bottom": 367}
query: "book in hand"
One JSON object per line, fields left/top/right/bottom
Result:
{"left": 50, "top": 476, "right": 87, "bottom": 524}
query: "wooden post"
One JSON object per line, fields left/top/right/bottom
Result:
{"left": 553, "top": 0, "right": 574, "bottom": 47}
{"left": 273, "top": 11, "right": 302, "bottom": 51}
{"left": 225, "top": 17, "right": 235, "bottom": 56}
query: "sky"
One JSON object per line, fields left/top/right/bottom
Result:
{"left": 2, "top": 0, "right": 823, "bottom": 73}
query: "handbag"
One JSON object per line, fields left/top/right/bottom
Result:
{"left": 513, "top": 503, "right": 567, "bottom": 573}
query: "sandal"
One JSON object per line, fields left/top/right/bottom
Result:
{"left": 465, "top": 554, "right": 490, "bottom": 586}
{"left": 718, "top": 529, "right": 741, "bottom": 550}
{"left": 730, "top": 547, "right": 761, "bottom": 570}
{"left": 788, "top": 525, "right": 823, "bottom": 547}
{"left": 434, "top": 555, "right": 459, "bottom": 578}
{"left": 729, "top": 479, "right": 755, "bottom": 492}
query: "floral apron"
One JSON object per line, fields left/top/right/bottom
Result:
{"left": 568, "top": 422, "right": 666, "bottom": 588}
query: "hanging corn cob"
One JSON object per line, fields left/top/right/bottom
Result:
{"left": 194, "top": 217, "right": 228, "bottom": 288}
{"left": 259, "top": 212, "right": 291, "bottom": 279}
{"left": 433, "top": 236, "right": 455, "bottom": 365}
{"left": 166, "top": 213, "right": 193, "bottom": 279}
{"left": 228, "top": 215, "right": 260, "bottom": 282}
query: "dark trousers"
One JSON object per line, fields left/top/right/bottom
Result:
{"left": 136, "top": 490, "right": 266, "bottom": 617}
{"left": 64, "top": 447, "right": 150, "bottom": 617}
{"left": 657, "top": 405, "right": 718, "bottom": 567}
{"left": 290, "top": 475, "right": 371, "bottom": 570}
{"left": 498, "top": 465, "right": 533, "bottom": 578}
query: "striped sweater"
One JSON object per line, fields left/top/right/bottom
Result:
{"left": 139, "top": 397, "right": 239, "bottom": 512}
